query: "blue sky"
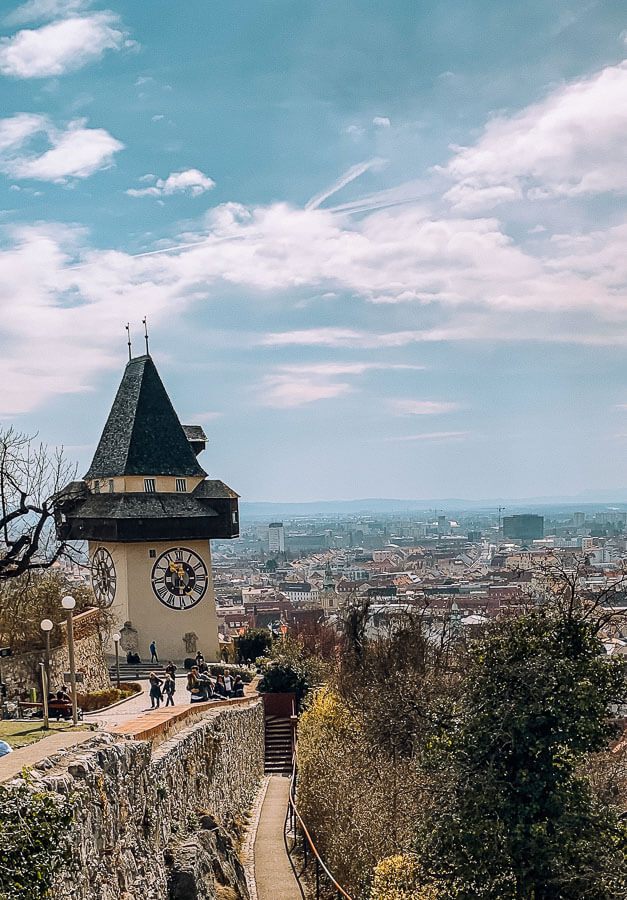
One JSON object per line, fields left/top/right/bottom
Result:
{"left": 0, "top": 0, "right": 626, "bottom": 502}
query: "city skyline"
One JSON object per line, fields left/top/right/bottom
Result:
{"left": 0, "top": 1, "right": 626, "bottom": 501}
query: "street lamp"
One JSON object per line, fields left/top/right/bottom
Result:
{"left": 40, "top": 619, "right": 53, "bottom": 730}
{"left": 112, "top": 633, "right": 121, "bottom": 688}
{"left": 61, "top": 595, "right": 78, "bottom": 725}
{"left": 40, "top": 618, "right": 53, "bottom": 689}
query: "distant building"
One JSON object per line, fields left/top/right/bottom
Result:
{"left": 278, "top": 581, "right": 319, "bottom": 604}
{"left": 573, "top": 512, "right": 585, "bottom": 528}
{"left": 502, "top": 514, "right": 544, "bottom": 541}
{"left": 268, "top": 522, "right": 285, "bottom": 553}
{"left": 285, "top": 533, "right": 329, "bottom": 552}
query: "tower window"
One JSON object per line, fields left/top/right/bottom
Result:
{"left": 108, "top": 479, "right": 114, "bottom": 493}
{"left": 149, "top": 549, "right": 156, "bottom": 558}
{"left": 175, "top": 478, "right": 187, "bottom": 492}
{"left": 93, "top": 481, "right": 100, "bottom": 494}
{"left": 144, "top": 478, "right": 156, "bottom": 493}
{"left": 232, "top": 510, "right": 238, "bottom": 524}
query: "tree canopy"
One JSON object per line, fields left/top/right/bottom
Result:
{"left": 416, "top": 607, "right": 627, "bottom": 899}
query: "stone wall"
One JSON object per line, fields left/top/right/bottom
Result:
{"left": 11, "top": 700, "right": 265, "bottom": 900}
{"left": 0, "top": 609, "right": 111, "bottom": 700}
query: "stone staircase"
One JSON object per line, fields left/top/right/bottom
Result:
{"left": 264, "top": 714, "right": 293, "bottom": 774}
{"left": 108, "top": 662, "right": 174, "bottom": 681}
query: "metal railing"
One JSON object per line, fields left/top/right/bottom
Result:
{"left": 284, "top": 752, "right": 353, "bottom": 900}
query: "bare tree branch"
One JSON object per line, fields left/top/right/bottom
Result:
{"left": 0, "top": 427, "right": 78, "bottom": 580}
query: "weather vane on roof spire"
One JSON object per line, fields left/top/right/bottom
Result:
{"left": 125, "top": 323, "right": 132, "bottom": 361}
{"left": 143, "top": 317, "right": 150, "bottom": 356}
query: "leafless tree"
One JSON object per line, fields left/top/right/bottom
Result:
{"left": 522, "top": 554, "right": 627, "bottom": 635}
{"left": 0, "top": 427, "right": 77, "bottom": 580}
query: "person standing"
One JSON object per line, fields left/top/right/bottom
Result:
{"left": 150, "top": 640, "right": 159, "bottom": 664}
{"left": 223, "top": 670, "right": 233, "bottom": 698}
{"left": 149, "top": 672, "right": 163, "bottom": 708}
{"left": 165, "top": 660, "right": 177, "bottom": 678}
{"left": 163, "top": 674, "right": 175, "bottom": 707}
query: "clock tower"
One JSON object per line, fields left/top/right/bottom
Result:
{"left": 56, "top": 354, "right": 239, "bottom": 662}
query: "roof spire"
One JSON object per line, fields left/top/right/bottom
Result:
{"left": 125, "top": 323, "right": 132, "bottom": 361}
{"left": 142, "top": 317, "right": 150, "bottom": 356}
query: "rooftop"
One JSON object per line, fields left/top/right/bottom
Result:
{"left": 85, "top": 355, "right": 206, "bottom": 480}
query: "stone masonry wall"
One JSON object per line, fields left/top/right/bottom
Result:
{"left": 1, "top": 611, "right": 111, "bottom": 700}
{"left": 12, "top": 700, "right": 264, "bottom": 900}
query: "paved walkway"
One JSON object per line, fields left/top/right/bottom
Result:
{"left": 86, "top": 678, "right": 153, "bottom": 730}
{"left": 254, "top": 774, "right": 301, "bottom": 900}
{"left": 1, "top": 677, "right": 260, "bottom": 782}
{"left": 0, "top": 681, "right": 152, "bottom": 783}
{"left": 0, "top": 729, "right": 98, "bottom": 782}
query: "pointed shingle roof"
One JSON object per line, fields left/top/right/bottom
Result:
{"left": 85, "top": 355, "right": 206, "bottom": 479}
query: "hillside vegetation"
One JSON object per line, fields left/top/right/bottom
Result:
{"left": 296, "top": 589, "right": 627, "bottom": 900}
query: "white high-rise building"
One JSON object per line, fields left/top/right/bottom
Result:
{"left": 268, "top": 522, "right": 285, "bottom": 553}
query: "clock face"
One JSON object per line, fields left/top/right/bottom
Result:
{"left": 91, "top": 547, "right": 117, "bottom": 607}
{"left": 151, "top": 547, "right": 208, "bottom": 610}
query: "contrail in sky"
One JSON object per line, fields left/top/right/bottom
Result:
{"left": 305, "top": 157, "right": 386, "bottom": 210}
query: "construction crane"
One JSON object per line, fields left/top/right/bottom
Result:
{"left": 497, "top": 506, "right": 506, "bottom": 534}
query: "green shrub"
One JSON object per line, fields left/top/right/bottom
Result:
{"left": 258, "top": 660, "right": 309, "bottom": 704}
{"left": 0, "top": 780, "right": 74, "bottom": 899}
{"left": 237, "top": 628, "right": 273, "bottom": 663}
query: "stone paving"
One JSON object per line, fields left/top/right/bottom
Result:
{"left": 254, "top": 774, "right": 302, "bottom": 900}
{"left": 241, "top": 775, "right": 271, "bottom": 900}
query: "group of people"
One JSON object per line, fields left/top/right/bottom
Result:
{"left": 147, "top": 655, "right": 245, "bottom": 709}
{"left": 186, "top": 666, "right": 245, "bottom": 703}
{"left": 47, "top": 686, "right": 73, "bottom": 720}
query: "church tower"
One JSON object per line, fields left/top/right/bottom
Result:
{"left": 56, "top": 354, "right": 239, "bottom": 662}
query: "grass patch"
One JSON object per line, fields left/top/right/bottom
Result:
{"left": 0, "top": 721, "right": 92, "bottom": 750}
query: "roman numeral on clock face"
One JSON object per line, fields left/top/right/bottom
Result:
{"left": 150, "top": 547, "right": 208, "bottom": 609}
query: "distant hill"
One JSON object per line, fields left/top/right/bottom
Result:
{"left": 239, "top": 493, "right": 627, "bottom": 518}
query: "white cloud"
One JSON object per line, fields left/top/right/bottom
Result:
{"left": 0, "top": 114, "right": 123, "bottom": 181}
{"left": 373, "top": 116, "right": 391, "bottom": 128}
{"left": 0, "top": 112, "right": 44, "bottom": 151}
{"left": 2, "top": 118, "right": 627, "bottom": 415}
{"left": 257, "top": 362, "right": 423, "bottom": 408}
{"left": 390, "top": 399, "right": 459, "bottom": 416}
{"left": 259, "top": 374, "right": 353, "bottom": 408}
{"left": 5, "top": 0, "right": 92, "bottom": 26}
{"left": 306, "top": 158, "right": 386, "bottom": 210}
{"left": 0, "top": 13, "right": 126, "bottom": 78}
{"left": 440, "top": 60, "right": 627, "bottom": 211}
{"left": 345, "top": 124, "right": 365, "bottom": 139}
{"left": 279, "top": 362, "right": 423, "bottom": 376}
{"left": 127, "top": 169, "right": 215, "bottom": 198}
{"left": 384, "top": 431, "right": 468, "bottom": 441}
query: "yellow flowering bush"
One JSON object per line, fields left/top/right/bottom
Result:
{"left": 371, "top": 855, "right": 438, "bottom": 900}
